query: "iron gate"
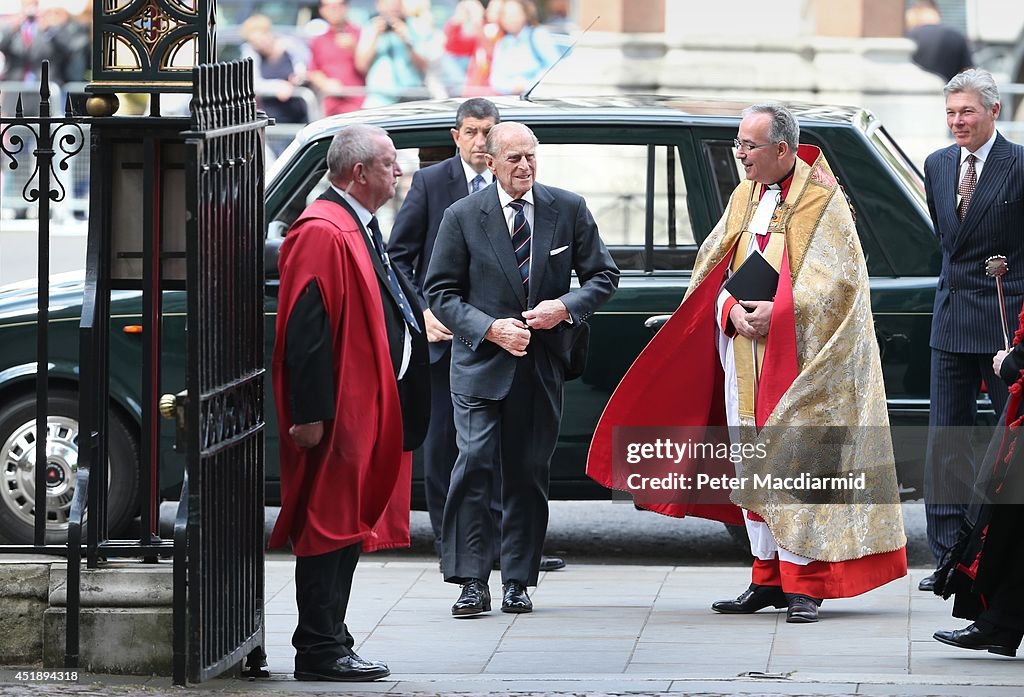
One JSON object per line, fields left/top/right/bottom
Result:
{"left": 173, "top": 60, "right": 268, "bottom": 684}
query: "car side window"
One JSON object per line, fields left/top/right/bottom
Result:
{"left": 271, "top": 141, "right": 697, "bottom": 274}
{"left": 270, "top": 146, "right": 432, "bottom": 239}
{"left": 702, "top": 139, "right": 743, "bottom": 214}
{"left": 524, "top": 142, "right": 694, "bottom": 272}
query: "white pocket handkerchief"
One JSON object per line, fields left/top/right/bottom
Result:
{"left": 550, "top": 245, "right": 569, "bottom": 256}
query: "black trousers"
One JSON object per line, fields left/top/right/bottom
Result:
{"left": 925, "top": 348, "right": 1008, "bottom": 563}
{"left": 974, "top": 505, "right": 1024, "bottom": 646}
{"left": 423, "top": 352, "right": 501, "bottom": 560}
{"left": 441, "top": 349, "right": 562, "bottom": 588}
{"left": 292, "top": 543, "right": 360, "bottom": 669}
{"left": 976, "top": 583, "right": 1024, "bottom": 646}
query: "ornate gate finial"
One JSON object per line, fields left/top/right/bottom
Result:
{"left": 89, "top": 0, "right": 217, "bottom": 97}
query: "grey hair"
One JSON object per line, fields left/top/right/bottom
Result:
{"left": 326, "top": 124, "right": 390, "bottom": 181}
{"left": 485, "top": 121, "right": 539, "bottom": 157}
{"left": 741, "top": 103, "right": 799, "bottom": 151}
{"left": 944, "top": 68, "right": 1000, "bottom": 110}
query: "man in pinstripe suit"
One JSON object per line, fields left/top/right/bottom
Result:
{"left": 921, "top": 68, "right": 1024, "bottom": 591}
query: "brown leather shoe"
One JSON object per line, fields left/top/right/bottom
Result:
{"left": 711, "top": 584, "right": 787, "bottom": 614}
{"left": 451, "top": 580, "right": 491, "bottom": 617}
{"left": 785, "top": 594, "right": 821, "bottom": 623}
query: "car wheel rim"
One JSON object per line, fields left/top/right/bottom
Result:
{"left": 0, "top": 416, "right": 80, "bottom": 531}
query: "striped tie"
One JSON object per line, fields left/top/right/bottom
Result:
{"left": 508, "top": 198, "right": 531, "bottom": 292}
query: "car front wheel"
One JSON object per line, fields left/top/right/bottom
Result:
{"left": 0, "top": 390, "right": 139, "bottom": 545}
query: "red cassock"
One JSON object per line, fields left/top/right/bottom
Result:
{"left": 269, "top": 200, "right": 411, "bottom": 556}
{"left": 586, "top": 148, "right": 906, "bottom": 597}
{"left": 584, "top": 250, "right": 788, "bottom": 526}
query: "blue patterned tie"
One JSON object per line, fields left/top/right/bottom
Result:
{"left": 368, "top": 217, "right": 421, "bottom": 333}
{"left": 471, "top": 174, "right": 485, "bottom": 193}
{"left": 508, "top": 198, "right": 531, "bottom": 292}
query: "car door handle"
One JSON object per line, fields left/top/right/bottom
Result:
{"left": 644, "top": 314, "right": 672, "bottom": 335}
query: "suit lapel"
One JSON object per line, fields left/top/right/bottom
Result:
{"left": 319, "top": 188, "right": 396, "bottom": 305}
{"left": 527, "top": 183, "right": 557, "bottom": 306}
{"left": 952, "top": 134, "right": 1012, "bottom": 253}
{"left": 934, "top": 145, "right": 960, "bottom": 248}
{"left": 446, "top": 155, "right": 469, "bottom": 202}
{"left": 481, "top": 188, "right": 528, "bottom": 308}
{"left": 956, "top": 134, "right": 1012, "bottom": 240}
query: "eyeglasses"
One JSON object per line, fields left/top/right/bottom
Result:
{"left": 733, "top": 138, "right": 775, "bottom": 152}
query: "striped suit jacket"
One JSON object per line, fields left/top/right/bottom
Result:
{"left": 925, "top": 132, "right": 1024, "bottom": 353}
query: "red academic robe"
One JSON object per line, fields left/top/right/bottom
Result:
{"left": 269, "top": 200, "right": 411, "bottom": 556}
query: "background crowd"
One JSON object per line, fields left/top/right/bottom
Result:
{"left": 234, "top": 0, "right": 568, "bottom": 124}
{"left": 0, "top": 0, "right": 569, "bottom": 123}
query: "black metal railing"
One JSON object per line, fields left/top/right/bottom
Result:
{"left": 0, "top": 62, "right": 86, "bottom": 557}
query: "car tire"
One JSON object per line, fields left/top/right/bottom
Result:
{"left": 0, "top": 390, "right": 139, "bottom": 545}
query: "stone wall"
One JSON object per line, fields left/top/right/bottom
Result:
{"left": 0, "top": 560, "right": 50, "bottom": 665}
{"left": 0, "top": 559, "right": 174, "bottom": 675}
{"left": 537, "top": 32, "right": 951, "bottom": 168}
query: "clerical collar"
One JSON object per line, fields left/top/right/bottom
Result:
{"left": 759, "top": 163, "right": 796, "bottom": 201}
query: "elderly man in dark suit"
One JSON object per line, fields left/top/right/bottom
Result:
{"left": 425, "top": 122, "right": 618, "bottom": 616}
{"left": 920, "top": 68, "right": 1024, "bottom": 592}
{"left": 389, "top": 99, "right": 565, "bottom": 573}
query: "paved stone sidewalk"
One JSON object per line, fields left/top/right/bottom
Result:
{"left": 2, "top": 561, "right": 1022, "bottom": 696}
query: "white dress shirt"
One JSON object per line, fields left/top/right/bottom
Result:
{"left": 460, "top": 158, "right": 493, "bottom": 193}
{"left": 960, "top": 129, "right": 997, "bottom": 186}
{"left": 333, "top": 185, "right": 412, "bottom": 380}
{"left": 496, "top": 185, "right": 535, "bottom": 238}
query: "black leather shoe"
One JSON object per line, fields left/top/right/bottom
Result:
{"left": 451, "top": 580, "right": 491, "bottom": 617}
{"left": 934, "top": 624, "right": 1018, "bottom": 657}
{"left": 918, "top": 571, "right": 939, "bottom": 592}
{"left": 294, "top": 654, "right": 390, "bottom": 682}
{"left": 785, "top": 594, "right": 821, "bottom": 623}
{"left": 540, "top": 555, "right": 566, "bottom": 571}
{"left": 711, "top": 584, "right": 787, "bottom": 614}
{"left": 501, "top": 581, "right": 533, "bottom": 613}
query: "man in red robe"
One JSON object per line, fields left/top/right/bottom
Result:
{"left": 588, "top": 104, "right": 906, "bottom": 623}
{"left": 269, "top": 124, "right": 429, "bottom": 680}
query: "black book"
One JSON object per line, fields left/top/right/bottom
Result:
{"left": 723, "top": 250, "right": 779, "bottom": 301}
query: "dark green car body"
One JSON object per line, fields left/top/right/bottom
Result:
{"left": 0, "top": 96, "right": 954, "bottom": 543}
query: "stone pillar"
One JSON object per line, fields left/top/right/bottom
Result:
{"left": 815, "top": 0, "right": 904, "bottom": 37}
{"left": 577, "top": 0, "right": 665, "bottom": 32}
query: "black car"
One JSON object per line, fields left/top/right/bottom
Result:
{"left": 0, "top": 95, "right": 962, "bottom": 544}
